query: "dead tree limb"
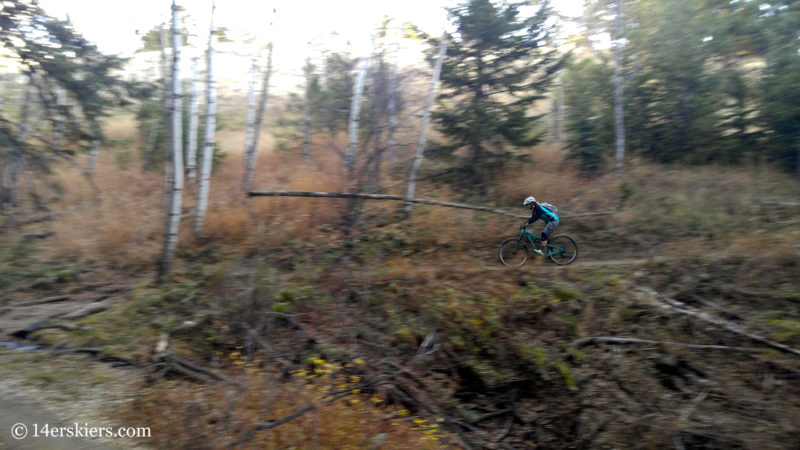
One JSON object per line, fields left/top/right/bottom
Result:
{"left": 493, "top": 414, "right": 515, "bottom": 443}
{"left": 249, "top": 190, "right": 617, "bottom": 220}
{"left": 391, "top": 382, "right": 495, "bottom": 448}
{"left": 10, "top": 319, "right": 89, "bottom": 338}
{"left": 149, "top": 354, "right": 230, "bottom": 384}
{"left": 255, "top": 404, "right": 317, "bottom": 431}
{"left": 572, "top": 336, "right": 761, "bottom": 353}
{"left": 14, "top": 295, "right": 71, "bottom": 307}
{"left": 228, "top": 404, "right": 317, "bottom": 448}
{"left": 52, "top": 347, "right": 101, "bottom": 356}
{"left": 148, "top": 331, "right": 232, "bottom": 384}
{"left": 60, "top": 299, "right": 115, "bottom": 320}
{"left": 637, "top": 286, "right": 800, "bottom": 358}
{"left": 685, "top": 294, "right": 742, "bottom": 320}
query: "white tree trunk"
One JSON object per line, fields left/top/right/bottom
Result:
{"left": 320, "top": 49, "right": 328, "bottom": 91}
{"left": 186, "top": 50, "right": 200, "bottom": 184}
{"left": 302, "top": 57, "right": 312, "bottom": 164}
{"left": 613, "top": 0, "right": 626, "bottom": 172}
{"left": 194, "top": 0, "right": 217, "bottom": 235}
{"left": 345, "top": 51, "right": 371, "bottom": 174}
{"left": 242, "top": 42, "right": 273, "bottom": 192}
{"left": 160, "top": 0, "right": 184, "bottom": 279}
{"left": 405, "top": 38, "right": 447, "bottom": 216}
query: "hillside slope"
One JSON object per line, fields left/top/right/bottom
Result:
{"left": 1, "top": 130, "right": 799, "bottom": 448}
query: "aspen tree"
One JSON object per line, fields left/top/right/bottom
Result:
{"left": 194, "top": 0, "right": 217, "bottom": 235}
{"left": 345, "top": 45, "right": 371, "bottom": 175}
{"left": 243, "top": 43, "right": 273, "bottom": 192}
{"left": 405, "top": 37, "right": 446, "bottom": 216}
{"left": 159, "top": 0, "right": 184, "bottom": 279}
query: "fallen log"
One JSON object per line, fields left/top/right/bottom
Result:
{"left": 149, "top": 334, "right": 230, "bottom": 385}
{"left": 9, "top": 320, "right": 89, "bottom": 338}
{"left": 636, "top": 286, "right": 800, "bottom": 358}
{"left": 60, "top": 299, "right": 115, "bottom": 320}
{"left": 229, "top": 404, "right": 317, "bottom": 448}
{"left": 572, "top": 336, "right": 761, "bottom": 353}
{"left": 248, "top": 190, "right": 618, "bottom": 220}
{"left": 14, "top": 295, "right": 71, "bottom": 307}
{"left": 149, "top": 354, "right": 230, "bottom": 384}
{"left": 685, "top": 294, "right": 742, "bottom": 320}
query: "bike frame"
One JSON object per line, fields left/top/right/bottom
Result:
{"left": 519, "top": 229, "right": 564, "bottom": 257}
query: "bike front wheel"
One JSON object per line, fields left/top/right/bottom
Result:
{"left": 547, "top": 235, "right": 578, "bottom": 266}
{"left": 499, "top": 238, "right": 529, "bottom": 267}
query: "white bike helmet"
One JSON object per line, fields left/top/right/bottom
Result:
{"left": 523, "top": 196, "right": 536, "bottom": 206}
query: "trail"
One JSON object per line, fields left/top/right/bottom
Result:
{"left": 574, "top": 257, "right": 664, "bottom": 267}
{"left": 0, "top": 386, "right": 110, "bottom": 449}
{"left": 0, "top": 286, "right": 145, "bottom": 449}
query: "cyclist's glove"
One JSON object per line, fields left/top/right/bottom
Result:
{"left": 519, "top": 224, "right": 526, "bottom": 230}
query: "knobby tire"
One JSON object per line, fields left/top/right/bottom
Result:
{"left": 499, "top": 238, "right": 528, "bottom": 267}
{"left": 547, "top": 235, "right": 578, "bottom": 266}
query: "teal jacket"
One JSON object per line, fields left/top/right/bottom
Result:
{"left": 524, "top": 203, "right": 559, "bottom": 226}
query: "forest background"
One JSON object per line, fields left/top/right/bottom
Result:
{"left": 0, "top": 0, "right": 799, "bottom": 448}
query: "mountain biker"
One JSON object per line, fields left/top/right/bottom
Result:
{"left": 520, "top": 196, "right": 559, "bottom": 256}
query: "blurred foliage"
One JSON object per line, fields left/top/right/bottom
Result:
{"left": 563, "top": 57, "right": 615, "bottom": 175}
{"left": 0, "top": 0, "right": 129, "bottom": 211}
{"left": 276, "top": 51, "right": 357, "bottom": 152}
{"left": 567, "top": 0, "right": 799, "bottom": 176}
{"left": 429, "top": 0, "right": 566, "bottom": 187}
{"left": 132, "top": 82, "right": 226, "bottom": 173}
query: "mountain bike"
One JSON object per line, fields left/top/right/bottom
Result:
{"left": 498, "top": 228, "right": 578, "bottom": 267}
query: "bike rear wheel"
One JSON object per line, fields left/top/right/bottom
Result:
{"left": 499, "top": 238, "right": 529, "bottom": 267}
{"left": 546, "top": 235, "right": 578, "bottom": 265}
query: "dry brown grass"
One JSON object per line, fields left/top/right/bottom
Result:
{"left": 12, "top": 112, "right": 800, "bottom": 273}
{"left": 130, "top": 359, "right": 450, "bottom": 449}
{"left": 496, "top": 143, "right": 595, "bottom": 210}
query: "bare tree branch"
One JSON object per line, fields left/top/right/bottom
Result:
{"left": 637, "top": 286, "right": 800, "bottom": 358}
{"left": 249, "top": 190, "right": 617, "bottom": 219}
{"left": 572, "top": 336, "right": 761, "bottom": 353}
{"left": 228, "top": 404, "right": 317, "bottom": 448}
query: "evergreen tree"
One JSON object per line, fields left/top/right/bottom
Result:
{"left": 701, "top": 0, "right": 767, "bottom": 164}
{"left": 0, "top": 0, "right": 125, "bottom": 212}
{"left": 563, "top": 56, "right": 615, "bottom": 174}
{"left": 624, "top": 0, "right": 725, "bottom": 163}
{"left": 277, "top": 52, "right": 356, "bottom": 157}
{"left": 566, "top": 0, "right": 797, "bottom": 175}
{"left": 0, "top": 1, "right": 125, "bottom": 140}
{"left": 430, "top": 0, "right": 565, "bottom": 186}
{"left": 583, "top": 0, "right": 637, "bottom": 171}
{"left": 758, "top": 0, "right": 800, "bottom": 178}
